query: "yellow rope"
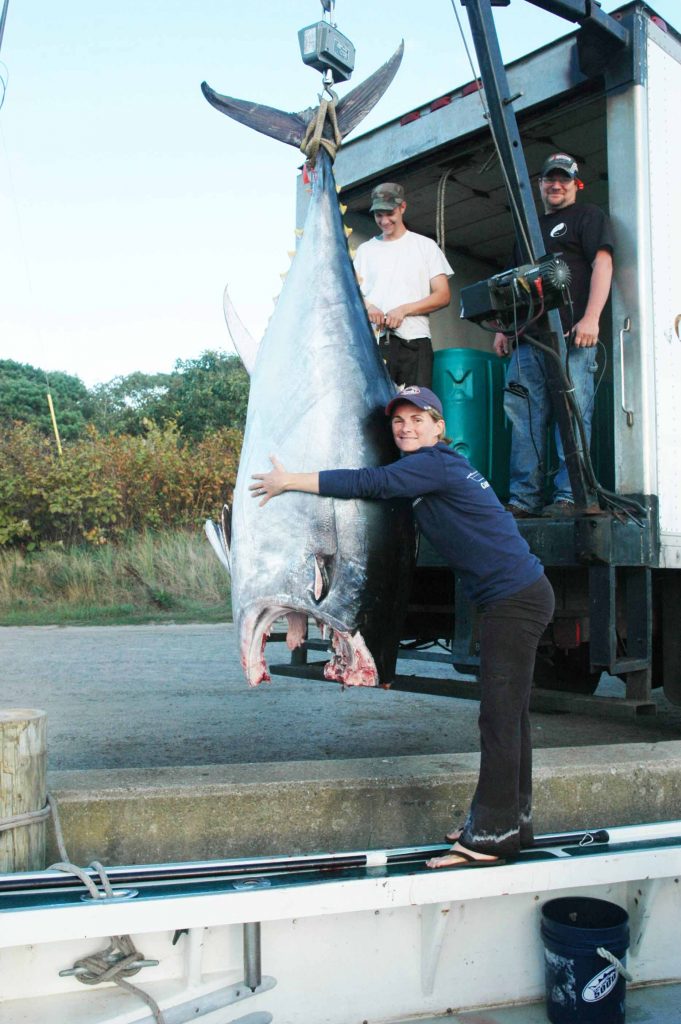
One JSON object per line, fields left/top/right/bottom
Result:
{"left": 300, "top": 95, "right": 342, "bottom": 165}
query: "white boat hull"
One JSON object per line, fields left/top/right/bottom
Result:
{"left": 1, "top": 822, "right": 680, "bottom": 1023}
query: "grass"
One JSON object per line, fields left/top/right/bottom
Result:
{"left": 0, "top": 529, "right": 232, "bottom": 627}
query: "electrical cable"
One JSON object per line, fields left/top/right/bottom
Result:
{"left": 590, "top": 338, "right": 607, "bottom": 412}
{"left": 0, "top": 62, "right": 7, "bottom": 112}
{"left": 505, "top": 288, "right": 544, "bottom": 473}
{"left": 523, "top": 330, "right": 646, "bottom": 521}
{"left": 449, "top": 0, "right": 535, "bottom": 260}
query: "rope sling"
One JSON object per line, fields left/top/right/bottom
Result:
{"left": 300, "top": 91, "right": 342, "bottom": 164}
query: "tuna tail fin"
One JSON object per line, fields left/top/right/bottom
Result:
{"left": 201, "top": 41, "right": 404, "bottom": 149}
{"left": 200, "top": 87, "right": 308, "bottom": 148}
{"left": 334, "top": 41, "right": 404, "bottom": 139}
{"left": 223, "top": 285, "right": 260, "bottom": 375}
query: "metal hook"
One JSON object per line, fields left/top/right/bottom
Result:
{"left": 320, "top": 68, "right": 337, "bottom": 101}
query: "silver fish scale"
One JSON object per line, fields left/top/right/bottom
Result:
{"left": 231, "top": 150, "right": 413, "bottom": 686}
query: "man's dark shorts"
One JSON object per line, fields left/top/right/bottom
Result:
{"left": 378, "top": 332, "right": 433, "bottom": 388}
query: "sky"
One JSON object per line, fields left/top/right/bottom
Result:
{"left": 0, "top": 0, "right": 677, "bottom": 388}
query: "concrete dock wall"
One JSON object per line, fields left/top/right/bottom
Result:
{"left": 46, "top": 741, "right": 681, "bottom": 865}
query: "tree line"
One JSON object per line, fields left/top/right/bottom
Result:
{"left": 0, "top": 352, "right": 249, "bottom": 549}
{"left": 0, "top": 351, "right": 249, "bottom": 441}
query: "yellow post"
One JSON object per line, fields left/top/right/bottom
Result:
{"left": 46, "top": 392, "right": 63, "bottom": 457}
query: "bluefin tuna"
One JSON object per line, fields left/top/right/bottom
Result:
{"left": 202, "top": 48, "right": 414, "bottom": 687}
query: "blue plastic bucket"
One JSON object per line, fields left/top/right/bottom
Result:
{"left": 541, "top": 897, "right": 629, "bottom": 1024}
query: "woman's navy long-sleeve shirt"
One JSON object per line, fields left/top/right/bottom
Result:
{"left": 319, "top": 442, "right": 543, "bottom": 607}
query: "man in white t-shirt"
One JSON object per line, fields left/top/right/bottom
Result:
{"left": 353, "top": 182, "right": 454, "bottom": 387}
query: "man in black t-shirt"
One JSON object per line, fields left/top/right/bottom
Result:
{"left": 494, "top": 153, "right": 614, "bottom": 516}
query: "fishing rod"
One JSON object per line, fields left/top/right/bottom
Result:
{"left": 0, "top": 827, "right": 615, "bottom": 898}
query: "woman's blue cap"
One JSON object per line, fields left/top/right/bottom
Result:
{"left": 385, "top": 385, "right": 443, "bottom": 417}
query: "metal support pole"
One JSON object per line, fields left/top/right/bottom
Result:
{"left": 460, "top": 0, "right": 598, "bottom": 510}
{"left": 243, "top": 922, "right": 262, "bottom": 992}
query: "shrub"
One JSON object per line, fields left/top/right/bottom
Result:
{"left": 0, "top": 421, "right": 242, "bottom": 548}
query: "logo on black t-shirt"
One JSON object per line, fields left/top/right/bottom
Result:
{"left": 550, "top": 222, "right": 567, "bottom": 238}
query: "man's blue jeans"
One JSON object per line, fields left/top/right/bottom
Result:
{"left": 503, "top": 340, "right": 598, "bottom": 512}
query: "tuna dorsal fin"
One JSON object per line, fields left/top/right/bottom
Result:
{"left": 223, "top": 285, "right": 260, "bottom": 375}
{"left": 201, "top": 42, "right": 403, "bottom": 149}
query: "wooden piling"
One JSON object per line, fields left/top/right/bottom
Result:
{"left": 0, "top": 709, "right": 47, "bottom": 871}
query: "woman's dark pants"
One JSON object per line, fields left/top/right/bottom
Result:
{"left": 460, "top": 574, "right": 555, "bottom": 858}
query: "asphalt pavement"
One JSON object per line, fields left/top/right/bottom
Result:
{"left": 2, "top": 623, "right": 681, "bottom": 771}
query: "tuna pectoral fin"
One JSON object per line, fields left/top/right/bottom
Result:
{"left": 205, "top": 517, "right": 231, "bottom": 573}
{"left": 308, "top": 555, "right": 332, "bottom": 603}
{"left": 223, "top": 286, "right": 260, "bottom": 375}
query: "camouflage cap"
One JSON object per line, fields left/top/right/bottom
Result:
{"left": 370, "top": 182, "right": 405, "bottom": 212}
{"left": 540, "top": 153, "right": 580, "bottom": 180}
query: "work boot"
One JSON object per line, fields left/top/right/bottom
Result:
{"left": 505, "top": 503, "right": 534, "bottom": 519}
{"left": 542, "top": 500, "right": 576, "bottom": 517}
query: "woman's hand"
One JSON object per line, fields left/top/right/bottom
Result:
{"left": 250, "top": 455, "right": 288, "bottom": 506}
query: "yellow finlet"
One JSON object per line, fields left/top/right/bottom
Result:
{"left": 294, "top": 228, "right": 304, "bottom": 238}
{"left": 344, "top": 225, "right": 353, "bottom": 238}
{"left": 339, "top": 203, "right": 348, "bottom": 215}
{"left": 287, "top": 250, "right": 296, "bottom": 261}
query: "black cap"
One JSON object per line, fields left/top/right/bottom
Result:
{"left": 540, "top": 153, "right": 580, "bottom": 179}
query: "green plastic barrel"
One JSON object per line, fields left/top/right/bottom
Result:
{"left": 433, "top": 347, "right": 510, "bottom": 500}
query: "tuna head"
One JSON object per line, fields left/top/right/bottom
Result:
{"left": 230, "top": 151, "right": 412, "bottom": 687}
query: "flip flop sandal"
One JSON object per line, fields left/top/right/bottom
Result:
{"left": 427, "top": 847, "right": 506, "bottom": 870}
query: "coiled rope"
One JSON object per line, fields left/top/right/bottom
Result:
{"left": 46, "top": 793, "right": 167, "bottom": 1024}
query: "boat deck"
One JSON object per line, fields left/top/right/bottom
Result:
{"left": 395, "top": 980, "right": 681, "bottom": 1021}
